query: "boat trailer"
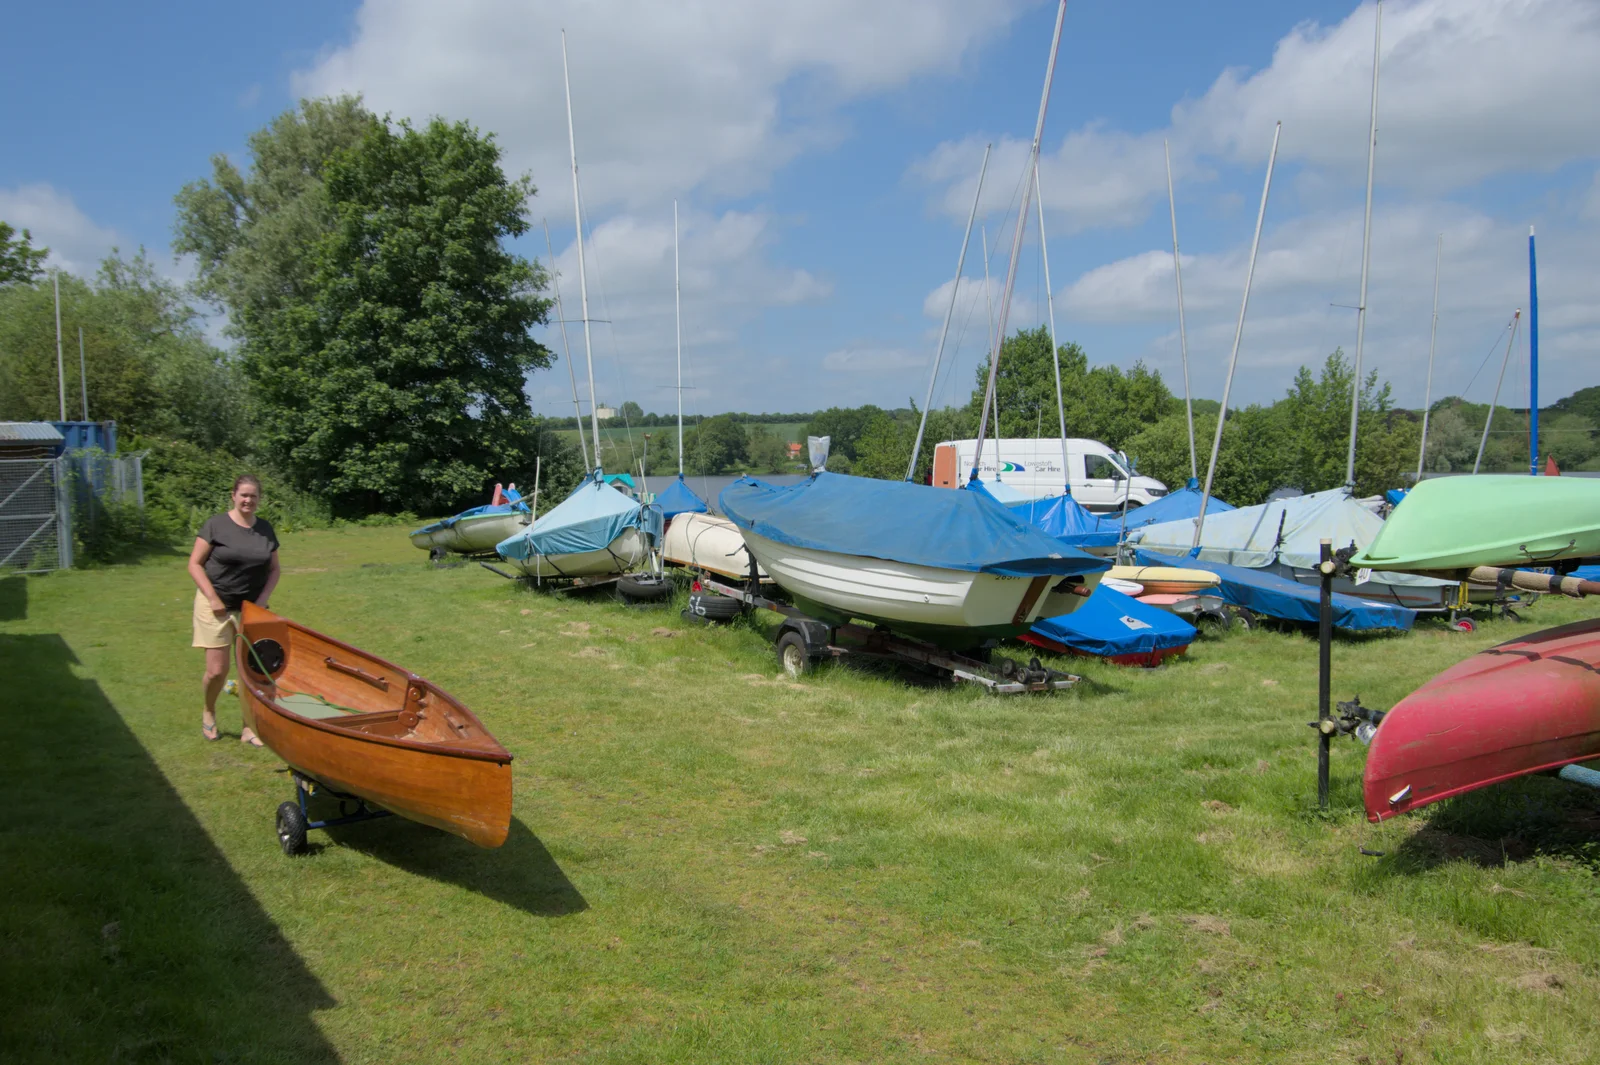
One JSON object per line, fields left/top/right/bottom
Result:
{"left": 692, "top": 574, "right": 1079, "bottom": 695}
{"left": 274, "top": 771, "right": 393, "bottom": 856}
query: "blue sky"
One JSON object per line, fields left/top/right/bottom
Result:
{"left": 4, "top": 1, "right": 1597, "bottom": 424}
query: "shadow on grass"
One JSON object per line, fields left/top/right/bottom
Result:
{"left": 0, "top": 634, "right": 339, "bottom": 1064}
{"left": 1381, "top": 772, "right": 1600, "bottom": 872}
{"left": 322, "top": 815, "right": 588, "bottom": 918}
{"left": 0, "top": 575, "right": 24, "bottom": 620}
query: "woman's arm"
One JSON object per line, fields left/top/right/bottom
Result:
{"left": 188, "top": 537, "right": 227, "bottom": 613}
{"left": 257, "top": 549, "right": 281, "bottom": 608}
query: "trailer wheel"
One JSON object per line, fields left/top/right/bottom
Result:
{"left": 276, "top": 801, "right": 308, "bottom": 856}
{"left": 688, "top": 592, "right": 744, "bottom": 622}
{"left": 777, "top": 632, "right": 815, "bottom": 677}
{"left": 1451, "top": 617, "right": 1477, "bottom": 633}
{"left": 617, "top": 574, "right": 673, "bottom": 604}
{"left": 1230, "top": 607, "right": 1256, "bottom": 631}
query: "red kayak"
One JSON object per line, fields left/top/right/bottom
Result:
{"left": 1363, "top": 617, "right": 1600, "bottom": 822}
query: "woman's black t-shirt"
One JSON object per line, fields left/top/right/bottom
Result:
{"left": 199, "top": 514, "right": 279, "bottom": 610}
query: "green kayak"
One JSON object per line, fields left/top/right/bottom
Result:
{"left": 1353, "top": 475, "right": 1600, "bottom": 572}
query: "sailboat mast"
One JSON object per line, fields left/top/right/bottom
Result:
{"left": 1193, "top": 123, "right": 1281, "bottom": 549}
{"left": 543, "top": 218, "right": 589, "bottom": 470}
{"left": 1164, "top": 139, "right": 1196, "bottom": 481}
{"left": 674, "top": 200, "right": 684, "bottom": 476}
{"left": 1415, "top": 234, "right": 1441, "bottom": 481}
{"left": 908, "top": 144, "right": 990, "bottom": 482}
{"left": 1344, "top": 0, "right": 1382, "bottom": 488}
{"left": 971, "top": 0, "right": 1067, "bottom": 483}
{"left": 1474, "top": 310, "right": 1520, "bottom": 474}
{"left": 1033, "top": 163, "right": 1071, "bottom": 493}
{"left": 561, "top": 30, "right": 602, "bottom": 469}
{"left": 1528, "top": 226, "right": 1539, "bottom": 475}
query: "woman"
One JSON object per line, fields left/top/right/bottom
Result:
{"left": 188, "top": 475, "right": 281, "bottom": 744}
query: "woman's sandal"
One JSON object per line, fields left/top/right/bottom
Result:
{"left": 239, "top": 729, "right": 264, "bottom": 748}
{"left": 202, "top": 720, "right": 220, "bottom": 741}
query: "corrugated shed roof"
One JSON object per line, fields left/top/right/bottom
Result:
{"left": 0, "top": 422, "right": 66, "bottom": 443}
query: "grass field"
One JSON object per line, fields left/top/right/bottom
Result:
{"left": 554, "top": 422, "right": 808, "bottom": 472}
{"left": 4, "top": 529, "right": 1600, "bottom": 1063}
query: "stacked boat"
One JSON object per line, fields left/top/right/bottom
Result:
{"left": 495, "top": 472, "right": 661, "bottom": 579}
{"left": 410, "top": 489, "right": 530, "bottom": 556}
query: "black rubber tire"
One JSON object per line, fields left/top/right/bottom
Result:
{"left": 1451, "top": 617, "right": 1477, "bottom": 633}
{"left": 617, "top": 574, "right": 673, "bottom": 603}
{"left": 688, "top": 592, "right": 744, "bottom": 622}
{"left": 777, "top": 631, "right": 815, "bottom": 677}
{"left": 1195, "top": 607, "right": 1232, "bottom": 631}
{"left": 276, "top": 801, "right": 308, "bottom": 856}
{"left": 429, "top": 546, "right": 448, "bottom": 563}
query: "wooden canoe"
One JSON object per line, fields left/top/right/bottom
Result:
{"left": 1362, "top": 617, "right": 1600, "bottom": 822}
{"left": 236, "top": 602, "right": 513, "bottom": 847}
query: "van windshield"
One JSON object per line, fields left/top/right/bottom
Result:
{"left": 1084, "top": 455, "right": 1127, "bottom": 480}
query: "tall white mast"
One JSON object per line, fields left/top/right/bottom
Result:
{"left": 907, "top": 145, "right": 990, "bottom": 482}
{"left": 674, "top": 200, "right": 684, "bottom": 476}
{"left": 1033, "top": 163, "right": 1070, "bottom": 493}
{"left": 971, "top": 0, "right": 1067, "bottom": 482}
{"left": 561, "top": 30, "right": 602, "bottom": 469}
{"left": 543, "top": 217, "right": 589, "bottom": 470}
{"left": 1193, "top": 123, "right": 1281, "bottom": 548}
{"left": 1164, "top": 139, "right": 1196, "bottom": 481}
{"left": 1344, "top": 0, "right": 1382, "bottom": 488}
{"left": 1474, "top": 310, "right": 1520, "bottom": 474}
{"left": 1415, "top": 234, "right": 1441, "bottom": 481}
{"left": 54, "top": 274, "right": 66, "bottom": 421}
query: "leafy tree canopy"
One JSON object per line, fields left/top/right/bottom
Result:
{"left": 0, "top": 221, "right": 49, "bottom": 286}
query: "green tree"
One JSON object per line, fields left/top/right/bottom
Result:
{"left": 616, "top": 400, "right": 644, "bottom": 424}
{"left": 177, "top": 100, "right": 553, "bottom": 514}
{"left": 0, "top": 222, "right": 49, "bottom": 286}
{"left": 685, "top": 415, "right": 747, "bottom": 474}
{"left": 744, "top": 425, "right": 790, "bottom": 473}
{"left": 802, "top": 405, "right": 884, "bottom": 461}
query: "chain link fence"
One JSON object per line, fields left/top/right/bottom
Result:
{"left": 0, "top": 457, "right": 72, "bottom": 573}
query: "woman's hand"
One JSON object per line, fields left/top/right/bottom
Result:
{"left": 209, "top": 598, "right": 229, "bottom": 618}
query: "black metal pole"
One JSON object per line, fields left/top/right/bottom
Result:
{"left": 1317, "top": 538, "right": 1334, "bottom": 810}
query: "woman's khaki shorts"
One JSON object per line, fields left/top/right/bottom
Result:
{"left": 192, "top": 590, "right": 240, "bottom": 649}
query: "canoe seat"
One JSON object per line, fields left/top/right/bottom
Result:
{"left": 279, "top": 691, "right": 359, "bottom": 720}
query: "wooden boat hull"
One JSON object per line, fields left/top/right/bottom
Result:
{"left": 741, "top": 530, "right": 1074, "bottom": 647}
{"left": 1362, "top": 617, "right": 1600, "bottom": 822}
{"left": 236, "top": 603, "right": 513, "bottom": 847}
{"left": 663, "top": 513, "right": 767, "bottom": 581}
{"left": 499, "top": 526, "right": 651, "bottom": 579}
{"left": 409, "top": 511, "right": 528, "bottom": 554}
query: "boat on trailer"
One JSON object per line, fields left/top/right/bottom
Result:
{"left": 235, "top": 602, "right": 513, "bottom": 854}
{"left": 663, "top": 511, "right": 766, "bottom": 583}
{"left": 1363, "top": 616, "right": 1600, "bottom": 822}
{"left": 409, "top": 495, "right": 530, "bottom": 556}
{"left": 495, "top": 472, "right": 660, "bottom": 580}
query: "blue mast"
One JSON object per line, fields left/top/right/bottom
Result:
{"left": 1529, "top": 226, "right": 1539, "bottom": 475}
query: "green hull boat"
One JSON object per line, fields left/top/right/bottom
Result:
{"left": 1353, "top": 476, "right": 1600, "bottom": 572}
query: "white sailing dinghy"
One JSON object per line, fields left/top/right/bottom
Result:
{"left": 410, "top": 490, "right": 530, "bottom": 555}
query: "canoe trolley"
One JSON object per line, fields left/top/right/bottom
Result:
{"left": 276, "top": 772, "right": 394, "bottom": 856}
{"left": 691, "top": 574, "right": 1079, "bottom": 695}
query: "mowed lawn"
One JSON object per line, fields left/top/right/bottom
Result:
{"left": 3, "top": 527, "right": 1599, "bottom": 1064}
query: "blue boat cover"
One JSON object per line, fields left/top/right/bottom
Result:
{"left": 497, "top": 473, "right": 661, "bottom": 561}
{"left": 411, "top": 500, "right": 526, "bottom": 536}
{"left": 1120, "top": 478, "right": 1236, "bottom": 530}
{"left": 655, "top": 475, "right": 709, "bottom": 518}
{"left": 1570, "top": 564, "right": 1600, "bottom": 582}
{"left": 1384, "top": 488, "right": 1408, "bottom": 507}
{"left": 1031, "top": 586, "right": 1195, "bottom": 659}
{"left": 1005, "top": 493, "right": 1120, "bottom": 549}
{"left": 719, "top": 473, "right": 1108, "bottom": 577}
{"left": 1133, "top": 548, "right": 1415, "bottom": 631}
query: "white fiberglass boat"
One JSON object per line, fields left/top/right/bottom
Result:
{"left": 410, "top": 503, "right": 529, "bottom": 555}
{"left": 496, "top": 473, "right": 659, "bottom": 580}
{"left": 663, "top": 513, "right": 766, "bottom": 582}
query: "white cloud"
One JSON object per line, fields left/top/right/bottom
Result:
{"left": 0, "top": 184, "right": 124, "bottom": 276}
{"left": 296, "top": 0, "right": 1030, "bottom": 214}
{"left": 821, "top": 347, "right": 924, "bottom": 374}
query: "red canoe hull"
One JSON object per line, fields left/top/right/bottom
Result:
{"left": 1363, "top": 617, "right": 1600, "bottom": 822}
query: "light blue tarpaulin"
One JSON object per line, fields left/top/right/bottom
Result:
{"left": 1029, "top": 585, "right": 1196, "bottom": 660}
{"left": 655, "top": 475, "right": 708, "bottom": 518}
{"left": 497, "top": 473, "right": 661, "bottom": 561}
{"left": 720, "top": 473, "right": 1108, "bottom": 577}
{"left": 1119, "top": 478, "right": 1236, "bottom": 530}
{"left": 1133, "top": 547, "right": 1415, "bottom": 631}
{"left": 411, "top": 498, "right": 526, "bottom": 536}
{"left": 1005, "top": 493, "right": 1120, "bottom": 549}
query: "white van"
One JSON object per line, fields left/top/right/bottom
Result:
{"left": 930, "top": 438, "right": 1168, "bottom": 513}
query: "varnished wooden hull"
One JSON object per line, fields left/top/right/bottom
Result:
{"left": 237, "top": 602, "right": 513, "bottom": 848}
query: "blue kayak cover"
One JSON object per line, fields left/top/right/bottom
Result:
{"left": 1031, "top": 586, "right": 1196, "bottom": 658}
{"left": 655, "top": 475, "right": 709, "bottom": 518}
{"left": 1133, "top": 547, "right": 1414, "bottom": 631}
{"left": 497, "top": 473, "right": 661, "bottom": 561}
{"left": 1006, "top": 493, "right": 1120, "bottom": 549}
{"left": 411, "top": 500, "right": 526, "bottom": 536}
{"left": 1120, "top": 478, "right": 1236, "bottom": 531}
{"left": 719, "top": 473, "right": 1108, "bottom": 577}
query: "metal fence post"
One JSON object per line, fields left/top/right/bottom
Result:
{"left": 55, "top": 456, "right": 74, "bottom": 570}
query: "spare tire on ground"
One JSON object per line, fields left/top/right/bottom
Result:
{"left": 685, "top": 592, "right": 744, "bottom": 622}
{"left": 617, "top": 574, "right": 674, "bottom": 604}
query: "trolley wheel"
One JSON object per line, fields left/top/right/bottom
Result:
{"left": 1500, "top": 608, "right": 1521, "bottom": 622}
{"left": 777, "top": 631, "right": 815, "bottom": 678}
{"left": 429, "top": 546, "right": 448, "bottom": 563}
{"left": 1195, "top": 606, "right": 1232, "bottom": 631}
{"left": 276, "top": 801, "right": 308, "bottom": 856}
{"left": 1450, "top": 617, "right": 1477, "bottom": 633}
{"left": 688, "top": 592, "right": 744, "bottom": 622}
{"left": 1230, "top": 607, "right": 1256, "bottom": 631}
{"left": 617, "top": 574, "right": 673, "bottom": 603}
